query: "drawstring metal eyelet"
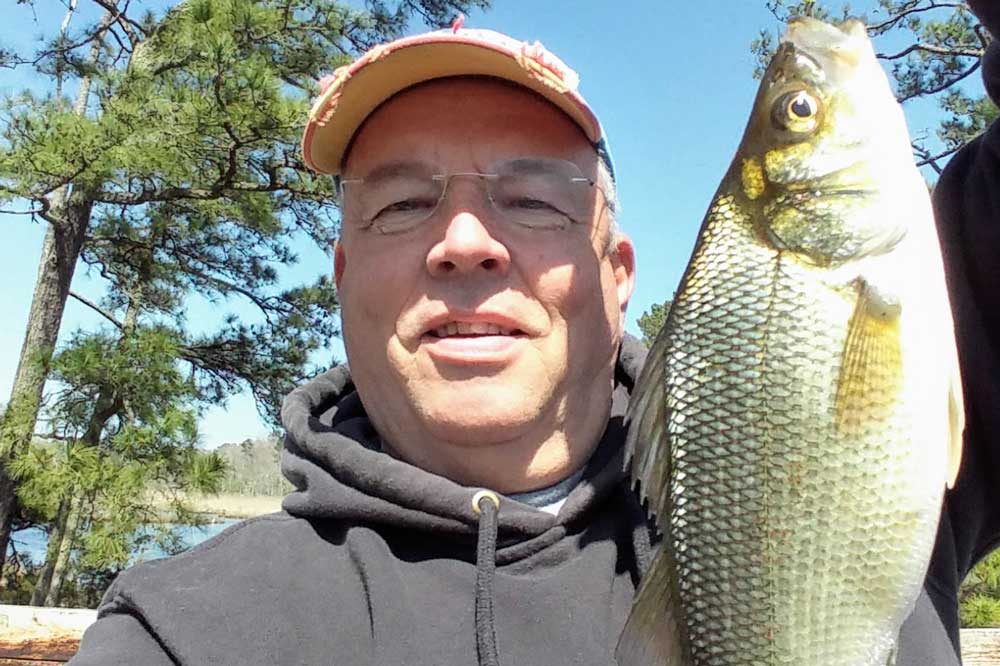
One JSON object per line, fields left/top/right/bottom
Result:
{"left": 472, "top": 489, "right": 500, "bottom": 515}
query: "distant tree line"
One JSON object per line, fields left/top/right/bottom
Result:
{"left": 215, "top": 437, "right": 292, "bottom": 497}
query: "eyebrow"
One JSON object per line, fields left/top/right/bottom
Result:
{"left": 500, "top": 159, "right": 552, "bottom": 177}
{"left": 349, "top": 160, "right": 436, "bottom": 182}
{"left": 501, "top": 157, "right": 596, "bottom": 183}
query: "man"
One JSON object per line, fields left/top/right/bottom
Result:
{"left": 72, "top": 24, "right": 645, "bottom": 666}
{"left": 70, "top": 11, "right": 997, "bottom": 666}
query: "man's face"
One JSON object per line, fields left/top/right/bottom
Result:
{"left": 335, "top": 78, "right": 635, "bottom": 491}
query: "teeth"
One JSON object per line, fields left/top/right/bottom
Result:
{"left": 433, "top": 322, "right": 514, "bottom": 337}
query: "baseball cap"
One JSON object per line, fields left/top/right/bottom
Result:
{"left": 300, "top": 18, "right": 615, "bottom": 180}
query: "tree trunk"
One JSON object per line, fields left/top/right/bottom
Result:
{"left": 44, "top": 497, "right": 80, "bottom": 607}
{"left": 29, "top": 354, "right": 125, "bottom": 604}
{"left": 0, "top": 196, "right": 94, "bottom": 565}
{"left": 0, "top": 9, "right": 112, "bottom": 569}
{"left": 28, "top": 496, "right": 71, "bottom": 606}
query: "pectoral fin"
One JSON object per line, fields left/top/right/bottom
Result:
{"left": 625, "top": 321, "right": 672, "bottom": 520}
{"left": 834, "top": 281, "right": 903, "bottom": 435}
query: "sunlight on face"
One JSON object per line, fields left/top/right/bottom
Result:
{"left": 334, "top": 78, "right": 635, "bottom": 492}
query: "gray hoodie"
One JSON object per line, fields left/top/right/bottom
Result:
{"left": 69, "top": 337, "right": 654, "bottom": 666}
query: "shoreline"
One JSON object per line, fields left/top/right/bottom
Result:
{"left": 150, "top": 493, "right": 284, "bottom": 521}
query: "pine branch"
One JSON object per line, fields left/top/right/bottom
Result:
{"left": 913, "top": 142, "right": 963, "bottom": 172}
{"left": 89, "top": 0, "right": 147, "bottom": 48}
{"left": 15, "top": 6, "right": 121, "bottom": 70}
{"left": 867, "top": 1, "right": 965, "bottom": 35}
{"left": 212, "top": 70, "right": 243, "bottom": 188}
{"left": 69, "top": 291, "right": 124, "bottom": 330}
{"left": 93, "top": 179, "right": 328, "bottom": 206}
{"left": 179, "top": 266, "right": 281, "bottom": 324}
{"left": 0, "top": 207, "right": 44, "bottom": 215}
{"left": 878, "top": 42, "right": 983, "bottom": 60}
{"left": 898, "top": 59, "right": 981, "bottom": 102}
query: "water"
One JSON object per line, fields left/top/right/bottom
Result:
{"left": 10, "top": 519, "right": 240, "bottom": 566}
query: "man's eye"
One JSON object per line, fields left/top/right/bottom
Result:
{"left": 505, "top": 197, "right": 560, "bottom": 212}
{"left": 375, "top": 198, "right": 435, "bottom": 216}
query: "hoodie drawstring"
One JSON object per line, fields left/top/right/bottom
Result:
{"left": 467, "top": 483, "right": 652, "bottom": 666}
{"left": 473, "top": 490, "right": 501, "bottom": 666}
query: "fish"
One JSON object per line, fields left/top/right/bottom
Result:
{"left": 616, "top": 17, "right": 964, "bottom": 666}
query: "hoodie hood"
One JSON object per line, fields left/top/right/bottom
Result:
{"left": 280, "top": 334, "right": 647, "bottom": 547}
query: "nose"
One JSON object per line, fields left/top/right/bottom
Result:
{"left": 425, "top": 186, "right": 511, "bottom": 277}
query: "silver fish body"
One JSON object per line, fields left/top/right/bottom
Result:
{"left": 617, "top": 18, "right": 963, "bottom": 666}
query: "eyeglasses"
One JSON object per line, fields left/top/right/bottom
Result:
{"left": 339, "top": 157, "right": 599, "bottom": 235}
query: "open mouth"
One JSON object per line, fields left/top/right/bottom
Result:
{"left": 425, "top": 322, "right": 527, "bottom": 339}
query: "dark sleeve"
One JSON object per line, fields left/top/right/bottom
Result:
{"left": 67, "top": 584, "right": 175, "bottom": 666}
{"left": 966, "top": 1, "right": 1000, "bottom": 51}
{"left": 931, "top": 35, "right": 1000, "bottom": 577}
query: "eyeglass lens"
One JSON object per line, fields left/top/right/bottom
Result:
{"left": 341, "top": 157, "right": 595, "bottom": 234}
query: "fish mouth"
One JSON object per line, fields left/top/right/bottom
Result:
{"left": 784, "top": 17, "right": 869, "bottom": 64}
{"left": 773, "top": 17, "right": 878, "bottom": 99}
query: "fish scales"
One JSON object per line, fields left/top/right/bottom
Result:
{"left": 663, "top": 189, "right": 939, "bottom": 666}
{"left": 617, "top": 17, "right": 963, "bottom": 666}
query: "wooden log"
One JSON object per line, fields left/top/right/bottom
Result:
{"left": 0, "top": 605, "right": 95, "bottom": 662}
{"left": 0, "top": 603, "right": 994, "bottom": 663}
{"left": 963, "top": 629, "right": 1000, "bottom": 666}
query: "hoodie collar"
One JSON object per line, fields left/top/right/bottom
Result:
{"left": 280, "top": 335, "right": 647, "bottom": 546}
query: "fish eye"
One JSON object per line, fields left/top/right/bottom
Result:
{"left": 787, "top": 91, "right": 818, "bottom": 120}
{"left": 772, "top": 90, "right": 820, "bottom": 133}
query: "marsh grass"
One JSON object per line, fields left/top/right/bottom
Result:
{"left": 178, "top": 493, "right": 284, "bottom": 519}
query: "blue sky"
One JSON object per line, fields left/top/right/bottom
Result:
{"left": 0, "top": 1, "right": 983, "bottom": 448}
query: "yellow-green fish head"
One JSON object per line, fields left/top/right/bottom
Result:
{"left": 735, "top": 17, "right": 922, "bottom": 267}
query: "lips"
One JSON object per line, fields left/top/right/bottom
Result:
{"left": 419, "top": 315, "right": 531, "bottom": 364}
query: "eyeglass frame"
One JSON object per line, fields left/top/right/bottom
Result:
{"left": 335, "top": 157, "right": 608, "bottom": 235}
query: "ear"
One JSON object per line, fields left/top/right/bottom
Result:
{"left": 610, "top": 234, "right": 636, "bottom": 332}
{"left": 334, "top": 241, "right": 346, "bottom": 288}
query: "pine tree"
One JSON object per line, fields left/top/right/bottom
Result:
{"left": 15, "top": 324, "right": 226, "bottom": 606}
{"left": 960, "top": 550, "right": 1000, "bottom": 627}
{"left": 636, "top": 300, "right": 672, "bottom": 347}
{"left": 0, "top": 0, "right": 489, "bottom": 570}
